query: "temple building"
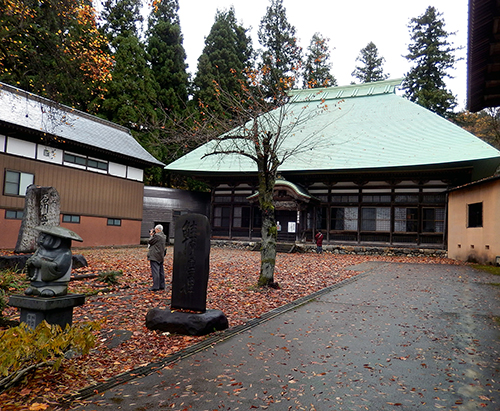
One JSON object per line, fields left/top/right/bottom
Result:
{"left": 166, "top": 79, "right": 500, "bottom": 249}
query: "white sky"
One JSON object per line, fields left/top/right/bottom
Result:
{"left": 176, "top": 0, "right": 468, "bottom": 110}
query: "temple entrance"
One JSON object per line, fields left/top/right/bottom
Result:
{"left": 276, "top": 210, "right": 297, "bottom": 242}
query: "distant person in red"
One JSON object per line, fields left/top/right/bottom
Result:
{"left": 315, "top": 231, "right": 324, "bottom": 254}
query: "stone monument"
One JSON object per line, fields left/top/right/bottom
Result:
{"left": 15, "top": 185, "right": 60, "bottom": 253}
{"left": 9, "top": 225, "right": 85, "bottom": 329}
{"left": 146, "top": 214, "right": 228, "bottom": 336}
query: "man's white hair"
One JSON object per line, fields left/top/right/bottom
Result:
{"left": 155, "top": 224, "right": 163, "bottom": 232}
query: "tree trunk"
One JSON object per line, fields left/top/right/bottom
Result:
{"left": 258, "top": 206, "right": 277, "bottom": 287}
{"left": 257, "top": 168, "right": 278, "bottom": 287}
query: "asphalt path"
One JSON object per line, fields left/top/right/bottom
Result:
{"left": 75, "top": 262, "right": 500, "bottom": 410}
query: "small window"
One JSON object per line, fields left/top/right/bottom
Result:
{"left": 468, "top": 202, "right": 483, "bottom": 228}
{"left": 4, "top": 170, "right": 34, "bottom": 196}
{"left": 5, "top": 210, "right": 23, "bottom": 219}
{"left": 87, "top": 158, "right": 108, "bottom": 171}
{"left": 62, "top": 214, "right": 80, "bottom": 224}
{"left": 107, "top": 218, "right": 121, "bottom": 226}
{"left": 64, "top": 152, "right": 87, "bottom": 166}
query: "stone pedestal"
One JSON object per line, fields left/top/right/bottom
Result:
{"left": 146, "top": 308, "right": 228, "bottom": 336}
{"left": 9, "top": 294, "right": 85, "bottom": 329}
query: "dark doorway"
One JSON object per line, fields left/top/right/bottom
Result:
{"left": 276, "top": 210, "right": 297, "bottom": 242}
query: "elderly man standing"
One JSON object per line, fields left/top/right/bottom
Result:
{"left": 148, "top": 224, "right": 166, "bottom": 291}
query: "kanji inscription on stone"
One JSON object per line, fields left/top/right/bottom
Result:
{"left": 171, "top": 214, "right": 211, "bottom": 312}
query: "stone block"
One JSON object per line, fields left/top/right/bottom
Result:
{"left": 9, "top": 294, "right": 85, "bottom": 329}
{"left": 145, "top": 308, "right": 228, "bottom": 336}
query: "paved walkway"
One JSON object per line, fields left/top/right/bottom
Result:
{"left": 75, "top": 262, "right": 500, "bottom": 410}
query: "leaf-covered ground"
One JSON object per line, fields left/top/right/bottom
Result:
{"left": 0, "top": 246, "right": 464, "bottom": 410}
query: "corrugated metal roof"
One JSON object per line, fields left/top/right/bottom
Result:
{"left": 166, "top": 79, "right": 500, "bottom": 175}
{"left": 0, "top": 82, "right": 164, "bottom": 167}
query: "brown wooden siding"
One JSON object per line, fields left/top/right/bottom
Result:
{"left": 0, "top": 214, "right": 141, "bottom": 248}
{"left": 0, "top": 153, "right": 143, "bottom": 219}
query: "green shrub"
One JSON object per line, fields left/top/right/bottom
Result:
{"left": 0, "top": 268, "right": 26, "bottom": 293}
{"left": 0, "top": 290, "right": 6, "bottom": 318}
{"left": 0, "top": 320, "right": 102, "bottom": 391}
{"left": 98, "top": 270, "right": 123, "bottom": 285}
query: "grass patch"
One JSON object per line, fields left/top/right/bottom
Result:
{"left": 472, "top": 264, "right": 500, "bottom": 276}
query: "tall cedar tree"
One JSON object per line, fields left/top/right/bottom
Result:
{"left": 402, "top": 6, "right": 459, "bottom": 118}
{"left": 303, "top": 33, "right": 337, "bottom": 88}
{"left": 193, "top": 7, "right": 253, "bottom": 119}
{"left": 95, "top": 0, "right": 162, "bottom": 183}
{"left": 147, "top": 0, "right": 189, "bottom": 115}
{"left": 0, "top": 0, "right": 113, "bottom": 109}
{"left": 258, "top": 0, "right": 302, "bottom": 98}
{"left": 351, "top": 42, "right": 389, "bottom": 83}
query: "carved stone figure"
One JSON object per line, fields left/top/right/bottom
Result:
{"left": 24, "top": 226, "right": 83, "bottom": 297}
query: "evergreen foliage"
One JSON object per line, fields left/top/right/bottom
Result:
{"left": 94, "top": 0, "right": 158, "bottom": 143}
{"left": 303, "top": 33, "right": 337, "bottom": 88}
{"left": 0, "top": 0, "right": 113, "bottom": 109}
{"left": 258, "top": 0, "right": 302, "bottom": 98}
{"left": 402, "top": 6, "right": 460, "bottom": 118}
{"left": 351, "top": 42, "right": 389, "bottom": 83}
{"left": 193, "top": 7, "right": 254, "bottom": 118}
{"left": 147, "top": 0, "right": 189, "bottom": 115}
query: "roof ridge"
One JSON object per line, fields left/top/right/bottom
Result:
{"left": 288, "top": 78, "right": 403, "bottom": 102}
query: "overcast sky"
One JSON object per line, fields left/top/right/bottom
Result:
{"left": 176, "top": 0, "right": 468, "bottom": 110}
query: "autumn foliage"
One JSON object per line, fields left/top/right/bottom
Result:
{"left": 0, "top": 0, "right": 113, "bottom": 109}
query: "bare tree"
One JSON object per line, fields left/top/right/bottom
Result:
{"left": 196, "top": 69, "right": 337, "bottom": 286}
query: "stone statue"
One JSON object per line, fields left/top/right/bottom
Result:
{"left": 24, "top": 226, "right": 83, "bottom": 297}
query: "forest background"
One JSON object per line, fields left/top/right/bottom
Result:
{"left": 1, "top": 0, "right": 497, "bottom": 188}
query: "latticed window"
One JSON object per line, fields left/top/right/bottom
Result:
{"left": 214, "top": 206, "right": 230, "bottom": 228}
{"left": 331, "top": 207, "right": 358, "bottom": 230}
{"left": 422, "top": 208, "right": 445, "bottom": 233}
{"left": 361, "top": 207, "right": 390, "bottom": 231}
{"left": 316, "top": 207, "right": 328, "bottom": 229}
{"left": 233, "top": 206, "right": 250, "bottom": 228}
{"left": 394, "top": 207, "right": 418, "bottom": 232}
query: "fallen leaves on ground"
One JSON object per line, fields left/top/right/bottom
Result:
{"left": 0, "top": 246, "right": 463, "bottom": 410}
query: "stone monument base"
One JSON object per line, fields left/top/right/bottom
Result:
{"left": 146, "top": 308, "right": 228, "bottom": 336}
{"left": 9, "top": 294, "right": 85, "bottom": 330}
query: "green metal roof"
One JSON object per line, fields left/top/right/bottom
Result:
{"left": 247, "top": 179, "right": 313, "bottom": 201}
{"left": 166, "top": 79, "right": 500, "bottom": 178}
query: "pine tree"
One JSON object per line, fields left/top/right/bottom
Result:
{"left": 193, "top": 7, "right": 253, "bottom": 118}
{"left": 303, "top": 33, "right": 336, "bottom": 89}
{"left": 351, "top": 42, "right": 389, "bottom": 83}
{"left": 0, "top": 0, "right": 113, "bottom": 109}
{"left": 258, "top": 0, "right": 302, "bottom": 98}
{"left": 402, "top": 6, "right": 459, "bottom": 118}
{"left": 95, "top": 0, "right": 158, "bottom": 150}
{"left": 147, "top": 0, "right": 189, "bottom": 115}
